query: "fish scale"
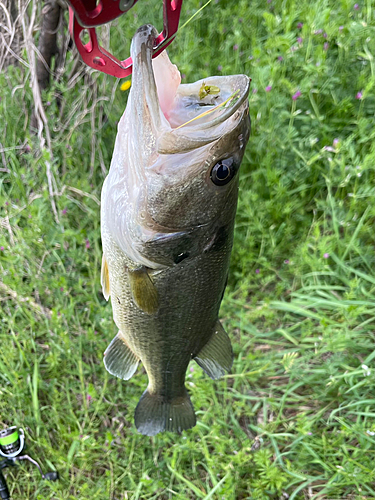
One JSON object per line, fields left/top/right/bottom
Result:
{"left": 102, "top": 217, "right": 231, "bottom": 386}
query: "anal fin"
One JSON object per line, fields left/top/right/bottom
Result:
{"left": 194, "top": 321, "right": 233, "bottom": 379}
{"left": 104, "top": 331, "right": 139, "bottom": 380}
{"left": 101, "top": 254, "right": 110, "bottom": 300}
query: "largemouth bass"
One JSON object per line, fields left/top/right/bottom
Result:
{"left": 101, "top": 24, "right": 250, "bottom": 436}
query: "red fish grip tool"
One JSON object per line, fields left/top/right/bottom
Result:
{"left": 68, "top": 0, "right": 183, "bottom": 78}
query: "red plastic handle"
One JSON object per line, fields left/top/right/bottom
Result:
{"left": 68, "top": 0, "right": 183, "bottom": 78}
{"left": 67, "top": 0, "right": 139, "bottom": 27}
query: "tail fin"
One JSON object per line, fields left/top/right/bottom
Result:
{"left": 134, "top": 388, "right": 196, "bottom": 436}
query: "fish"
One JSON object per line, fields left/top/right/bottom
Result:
{"left": 100, "top": 24, "right": 251, "bottom": 436}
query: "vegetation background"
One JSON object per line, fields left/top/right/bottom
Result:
{"left": 0, "top": 0, "right": 374, "bottom": 498}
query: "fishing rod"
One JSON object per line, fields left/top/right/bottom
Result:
{"left": 66, "top": 0, "right": 183, "bottom": 77}
{"left": 0, "top": 426, "right": 58, "bottom": 500}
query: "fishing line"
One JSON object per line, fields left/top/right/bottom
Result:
{"left": 174, "top": 90, "right": 240, "bottom": 130}
{"left": 178, "top": 0, "right": 214, "bottom": 31}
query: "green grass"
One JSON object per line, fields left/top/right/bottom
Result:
{"left": 1, "top": 0, "right": 375, "bottom": 498}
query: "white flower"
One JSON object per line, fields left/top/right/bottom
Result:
{"left": 361, "top": 364, "right": 371, "bottom": 376}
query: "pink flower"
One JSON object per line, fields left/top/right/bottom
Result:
{"left": 324, "top": 253, "right": 330, "bottom": 259}
{"left": 314, "top": 29, "right": 323, "bottom": 35}
{"left": 255, "top": 269, "right": 260, "bottom": 274}
{"left": 354, "top": 3, "right": 359, "bottom": 9}
{"left": 292, "top": 90, "right": 301, "bottom": 100}
{"left": 324, "top": 42, "right": 329, "bottom": 51}
{"left": 233, "top": 44, "right": 239, "bottom": 51}
{"left": 284, "top": 259, "right": 290, "bottom": 264}
{"left": 60, "top": 287, "right": 64, "bottom": 292}
{"left": 278, "top": 56, "right": 283, "bottom": 61}
{"left": 333, "top": 138, "right": 339, "bottom": 147}
{"left": 85, "top": 239, "right": 90, "bottom": 249}
{"left": 297, "top": 37, "right": 303, "bottom": 44}
{"left": 339, "top": 26, "right": 344, "bottom": 31}
{"left": 265, "top": 85, "right": 272, "bottom": 92}
{"left": 62, "top": 208, "right": 67, "bottom": 215}
{"left": 356, "top": 91, "right": 363, "bottom": 99}
{"left": 0, "top": 247, "right": 4, "bottom": 251}
{"left": 86, "top": 395, "right": 92, "bottom": 402}
{"left": 297, "top": 23, "right": 303, "bottom": 29}
{"left": 217, "top": 65, "right": 223, "bottom": 71}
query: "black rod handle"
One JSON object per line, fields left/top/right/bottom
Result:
{"left": 0, "top": 471, "right": 10, "bottom": 500}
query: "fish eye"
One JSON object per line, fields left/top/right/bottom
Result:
{"left": 210, "top": 158, "right": 235, "bottom": 186}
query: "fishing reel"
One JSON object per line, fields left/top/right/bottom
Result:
{"left": 0, "top": 426, "right": 58, "bottom": 500}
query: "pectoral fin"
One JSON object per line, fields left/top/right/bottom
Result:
{"left": 101, "top": 254, "right": 110, "bottom": 300}
{"left": 104, "top": 331, "right": 139, "bottom": 380}
{"left": 128, "top": 267, "right": 158, "bottom": 315}
{"left": 194, "top": 321, "right": 233, "bottom": 379}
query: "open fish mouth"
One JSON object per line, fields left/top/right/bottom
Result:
{"left": 129, "top": 24, "right": 251, "bottom": 154}
{"left": 102, "top": 25, "right": 251, "bottom": 267}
